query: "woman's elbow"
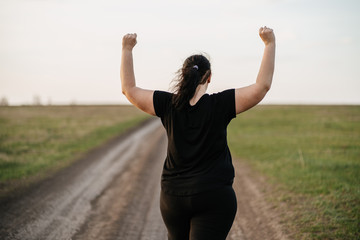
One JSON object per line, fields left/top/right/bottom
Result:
{"left": 122, "top": 87, "right": 136, "bottom": 102}
{"left": 122, "top": 86, "right": 132, "bottom": 96}
{"left": 264, "top": 84, "right": 271, "bottom": 92}
{"left": 122, "top": 88, "right": 127, "bottom": 96}
{"left": 255, "top": 86, "right": 270, "bottom": 104}
{"left": 255, "top": 82, "right": 271, "bottom": 96}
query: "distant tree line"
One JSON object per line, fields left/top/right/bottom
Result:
{"left": 0, "top": 97, "right": 9, "bottom": 106}
{"left": 0, "top": 95, "right": 78, "bottom": 106}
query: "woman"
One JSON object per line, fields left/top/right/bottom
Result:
{"left": 121, "top": 27, "right": 275, "bottom": 240}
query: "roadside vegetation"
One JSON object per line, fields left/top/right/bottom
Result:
{"left": 0, "top": 105, "right": 149, "bottom": 199}
{"left": 228, "top": 105, "right": 360, "bottom": 240}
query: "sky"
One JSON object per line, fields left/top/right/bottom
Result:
{"left": 0, "top": 0, "right": 359, "bottom": 105}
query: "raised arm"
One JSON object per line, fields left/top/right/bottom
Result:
{"left": 121, "top": 33, "right": 155, "bottom": 116}
{"left": 235, "top": 26, "right": 276, "bottom": 114}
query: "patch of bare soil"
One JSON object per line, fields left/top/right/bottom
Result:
{"left": 228, "top": 159, "right": 289, "bottom": 240}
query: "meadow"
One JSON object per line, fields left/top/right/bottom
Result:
{"left": 228, "top": 105, "right": 360, "bottom": 240}
{"left": 0, "top": 105, "right": 149, "bottom": 199}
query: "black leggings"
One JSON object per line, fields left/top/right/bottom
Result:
{"left": 160, "top": 186, "right": 237, "bottom": 240}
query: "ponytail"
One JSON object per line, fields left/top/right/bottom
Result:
{"left": 172, "top": 55, "right": 211, "bottom": 109}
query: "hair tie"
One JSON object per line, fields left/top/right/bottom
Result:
{"left": 193, "top": 65, "right": 199, "bottom": 70}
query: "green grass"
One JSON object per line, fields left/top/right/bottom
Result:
{"left": 228, "top": 105, "right": 360, "bottom": 239}
{"left": 0, "top": 105, "right": 149, "bottom": 197}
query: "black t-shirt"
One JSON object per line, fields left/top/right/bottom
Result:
{"left": 153, "top": 89, "right": 236, "bottom": 196}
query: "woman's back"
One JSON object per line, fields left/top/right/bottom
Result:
{"left": 154, "top": 89, "right": 236, "bottom": 196}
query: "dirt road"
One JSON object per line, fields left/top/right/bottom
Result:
{"left": 0, "top": 119, "right": 287, "bottom": 240}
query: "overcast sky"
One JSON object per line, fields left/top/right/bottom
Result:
{"left": 1, "top": 0, "right": 359, "bottom": 105}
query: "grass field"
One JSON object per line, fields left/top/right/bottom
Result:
{"left": 228, "top": 105, "right": 360, "bottom": 240}
{"left": 0, "top": 105, "right": 149, "bottom": 198}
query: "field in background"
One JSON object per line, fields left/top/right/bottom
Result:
{"left": 228, "top": 105, "right": 360, "bottom": 240}
{"left": 1, "top": 105, "right": 359, "bottom": 239}
{"left": 0, "top": 105, "right": 149, "bottom": 199}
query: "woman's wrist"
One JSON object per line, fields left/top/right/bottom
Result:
{"left": 122, "top": 46, "right": 133, "bottom": 52}
{"left": 265, "top": 41, "right": 276, "bottom": 47}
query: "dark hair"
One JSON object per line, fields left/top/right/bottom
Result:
{"left": 172, "top": 54, "right": 211, "bottom": 109}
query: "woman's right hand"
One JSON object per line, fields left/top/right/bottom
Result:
{"left": 259, "top": 26, "right": 275, "bottom": 46}
{"left": 235, "top": 26, "right": 275, "bottom": 114}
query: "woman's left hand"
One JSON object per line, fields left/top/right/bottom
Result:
{"left": 122, "top": 33, "right": 137, "bottom": 50}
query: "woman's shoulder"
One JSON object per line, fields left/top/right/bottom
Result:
{"left": 209, "top": 89, "right": 236, "bottom": 121}
{"left": 154, "top": 90, "right": 173, "bottom": 100}
{"left": 153, "top": 90, "right": 174, "bottom": 117}
{"left": 209, "top": 89, "right": 235, "bottom": 101}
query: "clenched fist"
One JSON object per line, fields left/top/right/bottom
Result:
{"left": 122, "top": 33, "right": 137, "bottom": 50}
{"left": 259, "top": 26, "right": 275, "bottom": 46}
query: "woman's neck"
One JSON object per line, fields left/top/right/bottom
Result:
{"left": 189, "top": 83, "right": 208, "bottom": 106}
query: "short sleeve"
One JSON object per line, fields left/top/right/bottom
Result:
{"left": 214, "top": 89, "right": 236, "bottom": 124}
{"left": 153, "top": 90, "right": 173, "bottom": 118}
